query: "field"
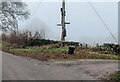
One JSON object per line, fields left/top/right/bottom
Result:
{"left": 2, "top": 43, "right": 119, "bottom": 61}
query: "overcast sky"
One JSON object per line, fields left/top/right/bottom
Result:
{"left": 19, "top": 0, "right": 118, "bottom": 45}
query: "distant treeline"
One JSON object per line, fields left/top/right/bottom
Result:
{"left": 1, "top": 31, "right": 120, "bottom": 54}
{"left": 27, "top": 39, "right": 79, "bottom": 47}
{"left": 103, "top": 43, "right": 120, "bottom": 54}
{"left": 1, "top": 31, "right": 79, "bottom": 48}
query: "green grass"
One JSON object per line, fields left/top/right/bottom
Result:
{"left": 91, "top": 54, "right": 119, "bottom": 60}
{"left": 11, "top": 47, "right": 67, "bottom": 53}
{"left": 4, "top": 46, "right": 119, "bottom": 60}
{"left": 0, "top": 43, "right": 2, "bottom": 48}
{"left": 110, "top": 71, "right": 120, "bottom": 81}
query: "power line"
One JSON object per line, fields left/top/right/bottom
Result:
{"left": 31, "top": 0, "right": 44, "bottom": 18}
{"left": 88, "top": 0, "right": 118, "bottom": 43}
{"left": 26, "top": 0, "right": 43, "bottom": 29}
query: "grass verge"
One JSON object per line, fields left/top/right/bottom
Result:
{"left": 110, "top": 71, "right": 120, "bottom": 81}
{"left": 5, "top": 47, "right": 119, "bottom": 60}
{"left": 10, "top": 47, "right": 67, "bottom": 54}
{"left": 2, "top": 43, "right": 120, "bottom": 61}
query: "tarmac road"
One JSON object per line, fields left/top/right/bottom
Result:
{"left": 2, "top": 51, "right": 119, "bottom": 80}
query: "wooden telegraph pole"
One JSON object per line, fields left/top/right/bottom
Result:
{"left": 57, "top": 0, "right": 70, "bottom": 47}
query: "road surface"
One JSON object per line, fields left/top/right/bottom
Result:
{"left": 2, "top": 51, "right": 119, "bottom": 80}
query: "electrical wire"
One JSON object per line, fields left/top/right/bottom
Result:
{"left": 88, "top": 0, "right": 118, "bottom": 43}
{"left": 26, "top": 0, "right": 44, "bottom": 29}
{"left": 31, "top": 0, "right": 44, "bottom": 18}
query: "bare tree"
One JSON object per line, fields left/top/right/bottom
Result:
{"left": 0, "top": 1, "right": 30, "bottom": 32}
{"left": 33, "top": 31, "right": 40, "bottom": 39}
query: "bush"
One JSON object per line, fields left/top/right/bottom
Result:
{"left": 110, "top": 71, "right": 120, "bottom": 81}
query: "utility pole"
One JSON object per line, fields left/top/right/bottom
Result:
{"left": 118, "top": 2, "right": 120, "bottom": 69}
{"left": 57, "top": 0, "right": 70, "bottom": 47}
